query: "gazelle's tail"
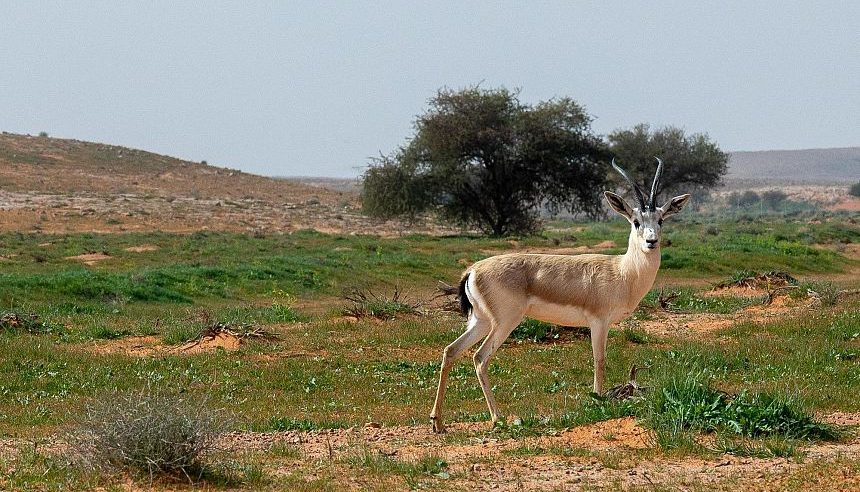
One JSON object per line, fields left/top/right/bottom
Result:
{"left": 458, "top": 273, "right": 472, "bottom": 316}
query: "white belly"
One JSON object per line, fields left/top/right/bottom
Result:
{"left": 524, "top": 298, "right": 590, "bottom": 327}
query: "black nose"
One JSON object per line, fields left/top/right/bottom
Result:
{"left": 646, "top": 239, "right": 658, "bottom": 245}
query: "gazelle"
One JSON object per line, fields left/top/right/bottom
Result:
{"left": 430, "top": 158, "right": 690, "bottom": 433}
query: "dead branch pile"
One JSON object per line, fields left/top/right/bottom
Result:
{"left": 434, "top": 281, "right": 462, "bottom": 313}
{"left": 342, "top": 286, "right": 421, "bottom": 319}
{"left": 0, "top": 311, "right": 54, "bottom": 333}
{"left": 185, "top": 321, "right": 279, "bottom": 345}
{"left": 716, "top": 271, "right": 798, "bottom": 290}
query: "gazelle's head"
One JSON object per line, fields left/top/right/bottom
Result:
{"left": 604, "top": 158, "right": 691, "bottom": 254}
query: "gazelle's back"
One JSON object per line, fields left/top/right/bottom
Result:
{"left": 468, "top": 253, "right": 626, "bottom": 320}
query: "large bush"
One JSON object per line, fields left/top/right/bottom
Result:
{"left": 362, "top": 86, "right": 608, "bottom": 236}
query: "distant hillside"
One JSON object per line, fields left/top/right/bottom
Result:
{"left": 727, "top": 147, "right": 860, "bottom": 185}
{"left": 0, "top": 132, "right": 346, "bottom": 204}
{"left": 0, "top": 132, "right": 451, "bottom": 235}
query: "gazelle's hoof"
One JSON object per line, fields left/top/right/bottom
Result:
{"left": 430, "top": 416, "right": 446, "bottom": 434}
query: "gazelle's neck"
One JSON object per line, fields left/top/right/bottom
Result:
{"left": 619, "top": 228, "right": 661, "bottom": 286}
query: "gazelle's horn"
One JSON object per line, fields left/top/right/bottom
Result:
{"left": 611, "top": 158, "right": 646, "bottom": 210}
{"left": 649, "top": 157, "right": 664, "bottom": 211}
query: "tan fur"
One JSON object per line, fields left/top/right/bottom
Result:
{"left": 429, "top": 189, "right": 690, "bottom": 433}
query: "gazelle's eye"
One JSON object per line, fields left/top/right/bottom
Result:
{"left": 658, "top": 218, "right": 663, "bottom": 226}
{"left": 633, "top": 220, "right": 640, "bottom": 228}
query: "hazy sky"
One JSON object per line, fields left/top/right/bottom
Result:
{"left": 1, "top": 1, "right": 857, "bottom": 177}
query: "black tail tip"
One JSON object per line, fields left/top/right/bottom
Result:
{"left": 458, "top": 274, "right": 472, "bottom": 316}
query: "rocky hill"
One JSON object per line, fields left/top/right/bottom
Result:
{"left": 0, "top": 132, "right": 437, "bottom": 235}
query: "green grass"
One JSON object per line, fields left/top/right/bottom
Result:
{"left": 640, "top": 288, "right": 761, "bottom": 314}
{"left": 0, "top": 217, "right": 857, "bottom": 488}
{"left": 645, "top": 370, "right": 838, "bottom": 440}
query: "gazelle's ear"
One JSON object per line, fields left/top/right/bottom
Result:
{"left": 659, "top": 194, "right": 691, "bottom": 219}
{"left": 604, "top": 191, "right": 634, "bottom": 220}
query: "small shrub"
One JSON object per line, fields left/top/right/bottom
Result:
{"left": 728, "top": 190, "right": 761, "bottom": 207}
{"left": 761, "top": 190, "right": 788, "bottom": 209}
{"left": 803, "top": 280, "right": 842, "bottom": 307}
{"left": 849, "top": 182, "right": 860, "bottom": 198}
{"left": 71, "top": 390, "right": 229, "bottom": 479}
{"left": 343, "top": 287, "right": 419, "bottom": 319}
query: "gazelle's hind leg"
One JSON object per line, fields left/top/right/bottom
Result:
{"left": 473, "top": 314, "right": 523, "bottom": 425}
{"left": 430, "top": 314, "right": 491, "bottom": 433}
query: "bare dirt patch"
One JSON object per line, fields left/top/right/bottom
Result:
{"left": 65, "top": 252, "right": 111, "bottom": 265}
{"left": 86, "top": 335, "right": 163, "bottom": 357}
{"left": 213, "top": 413, "right": 860, "bottom": 491}
{"left": 631, "top": 294, "right": 814, "bottom": 337}
{"left": 123, "top": 244, "right": 159, "bottom": 252}
{"left": 175, "top": 331, "right": 241, "bottom": 354}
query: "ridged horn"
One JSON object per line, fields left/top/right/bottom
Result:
{"left": 611, "top": 158, "right": 646, "bottom": 210}
{"left": 649, "top": 157, "right": 664, "bottom": 211}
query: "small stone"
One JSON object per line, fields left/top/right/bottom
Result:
{"left": 364, "top": 421, "right": 381, "bottom": 428}
{"left": 470, "top": 463, "right": 482, "bottom": 472}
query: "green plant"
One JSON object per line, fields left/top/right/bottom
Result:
{"left": 265, "top": 417, "right": 348, "bottom": 432}
{"left": 849, "top": 182, "right": 860, "bottom": 197}
{"left": 645, "top": 370, "right": 838, "bottom": 442}
{"left": 510, "top": 318, "right": 558, "bottom": 342}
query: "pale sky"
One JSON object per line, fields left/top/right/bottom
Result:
{"left": 1, "top": 1, "right": 857, "bottom": 177}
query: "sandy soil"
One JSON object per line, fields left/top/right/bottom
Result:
{"left": 214, "top": 411, "right": 859, "bottom": 491}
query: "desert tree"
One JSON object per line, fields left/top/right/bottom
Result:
{"left": 361, "top": 87, "right": 608, "bottom": 236}
{"left": 607, "top": 124, "right": 728, "bottom": 199}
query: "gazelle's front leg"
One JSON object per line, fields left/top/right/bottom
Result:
{"left": 589, "top": 321, "right": 610, "bottom": 394}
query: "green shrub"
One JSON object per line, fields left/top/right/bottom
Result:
{"left": 849, "top": 182, "right": 860, "bottom": 197}
{"left": 645, "top": 370, "right": 838, "bottom": 441}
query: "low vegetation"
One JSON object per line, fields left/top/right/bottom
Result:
{"left": 0, "top": 215, "right": 856, "bottom": 488}
{"left": 71, "top": 390, "right": 228, "bottom": 478}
